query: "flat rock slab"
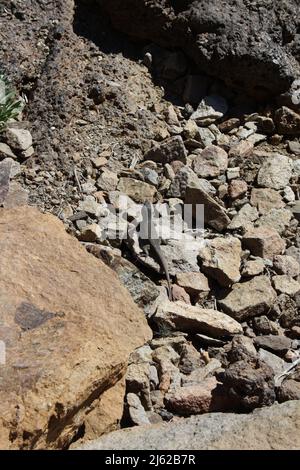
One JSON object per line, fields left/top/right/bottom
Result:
{"left": 77, "top": 400, "right": 300, "bottom": 450}
{"left": 155, "top": 300, "right": 242, "bottom": 338}
{"left": 0, "top": 206, "right": 151, "bottom": 449}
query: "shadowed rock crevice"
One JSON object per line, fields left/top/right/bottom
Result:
{"left": 97, "top": 0, "right": 300, "bottom": 99}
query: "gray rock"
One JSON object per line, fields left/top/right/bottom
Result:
{"left": 288, "top": 140, "right": 300, "bottom": 155}
{"left": 272, "top": 275, "right": 300, "bottom": 296}
{"left": 78, "top": 197, "right": 103, "bottom": 217}
{"left": 168, "top": 166, "right": 200, "bottom": 198}
{"left": 250, "top": 188, "right": 284, "bottom": 215}
{"left": 242, "top": 259, "right": 265, "bottom": 277}
{"left": 286, "top": 246, "right": 300, "bottom": 266}
{"left": 283, "top": 186, "right": 295, "bottom": 203}
{"left": 191, "top": 95, "right": 228, "bottom": 125}
{"left": 228, "top": 203, "right": 258, "bottom": 230}
{"left": 0, "top": 142, "right": 17, "bottom": 159}
{"left": 254, "top": 335, "right": 293, "bottom": 356}
{"left": 0, "top": 160, "right": 10, "bottom": 204}
{"left": 278, "top": 79, "right": 300, "bottom": 112}
{"left": 127, "top": 393, "right": 150, "bottom": 426}
{"left": 77, "top": 401, "right": 300, "bottom": 450}
{"left": 2, "top": 182, "right": 29, "bottom": 209}
{"left": 182, "top": 359, "right": 222, "bottom": 386}
{"left": 273, "top": 255, "right": 300, "bottom": 278}
{"left": 129, "top": 345, "right": 153, "bottom": 365}
{"left": 257, "top": 153, "right": 293, "bottom": 189}
{"left": 97, "top": 169, "right": 118, "bottom": 192}
{"left": 258, "top": 349, "right": 287, "bottom": 376}
{"left": 126, "top": 362, "right": 150, "bottom": 393}
{"left": 175, "top": 272, "right": 210, "bottom": 295}
{"left": 290, "top": 200, "right": 300, "bottom": 222}
{"left": 256, "top": 208, "right": 292, "bottom": 235}
{"left": 4, "top": 126, "right": 32, "bottom": 152}
{"left": 140, "top": 167, "right": 159, "bottom": 186}
{"left": 198, "top": 127, "right": 216, "bottom": 147}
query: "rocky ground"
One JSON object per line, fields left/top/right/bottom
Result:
{"left": 1, "top": 0, "right": 300, "bottom": 450}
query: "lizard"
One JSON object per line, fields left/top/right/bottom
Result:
{"left": 138, "top": 201, "right": 173, "bottom": 301}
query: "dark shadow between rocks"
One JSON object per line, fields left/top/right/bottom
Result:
{"left": 73, "top": 0, "right": 144, "bottom": 61}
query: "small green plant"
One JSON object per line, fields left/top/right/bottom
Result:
{"left": 0, "top": 73, "right": 23, "bottom": 132}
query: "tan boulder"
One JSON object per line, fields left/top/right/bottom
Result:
{"left": 0, "top": 206, "right": 151, "bottom": 449}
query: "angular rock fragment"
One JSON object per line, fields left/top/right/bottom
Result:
{"left": 4, "top": 126, "right": 33, "bottom": 152}
{"left": 218, "top": 276, "right": 277, "bottom": 321}
{"left": 243, "top": 226, "right": 286, "bottom": 258}
{"left": 165, "top": 377, "right": 233, "bottom": 416}
{"left": 216, "top": 359, "right": 275, "bottom": 411}
{"left": 242, "top": 259, "right": 265, "bottom": 277}
{"left": 274, "top": 106, "right": 300, "bottom": 135}
{"left": 127, "top": 393, "right": 150, "bottom": 426}
{"left": 254, "top": 335, "right": 293, "bottom": 356}
{"left": 155, "top": 300, "right": 243, "bottom": 338}
{"left": 256, "top": 208, "right": 292, "bottom": 234}
{"left": 228, "top": 203, "right": 258, "bottom": 230}
{"left": 185, "top": 186, "right": 230, "bottom": 231}
{"left": 272, "top": 275, "right": 300, "bottom": 296}
{"left": 199, "top": 236, "right": 241, "bottom": 287}
{"left": 250, "top": 188, "right": 284, "bottom": 215}
{"left": 273, "top": 255, "right": 300, "bottom": 278}
{"left": 257, "top": 154, "right": 293, "bottom": 189}
{"left": 193, "top": 145, "right": 228, "bottom": 178}
{"left": 144, "top": 136, "right": 187, "bottom": 164}
{"left": 228, "top": 180, "right": 248, "bottom": 200}
{"left": 175, "top": 272, "right": 210, "bottom": 295}
{"left": 117, "top": 177, "right": 156, "bottom": 203}
{"left": 191, "top": 95, "right": 228, "bottom": 125}
{"left": 2, "top": 182, "right": 29, "bottom": 208}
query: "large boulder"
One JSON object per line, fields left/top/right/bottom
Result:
{"left": 0, "top": 206, "right": 151, "bottom": 449}
{"left": 77, "top": 400, "right": 300, "bottom": 450}
{"left": 99, "top": 0, "right": 300, "bottom": 99}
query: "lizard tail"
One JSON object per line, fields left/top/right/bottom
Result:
{"left": 166, "top": 274, "right": 173, "bottom": 301}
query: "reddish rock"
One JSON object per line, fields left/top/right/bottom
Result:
{"left": 165, "top": 377, "right": 234, "bottom": 415}
{"left": 228, "top": 180, "right": 248, "bottom": 200}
